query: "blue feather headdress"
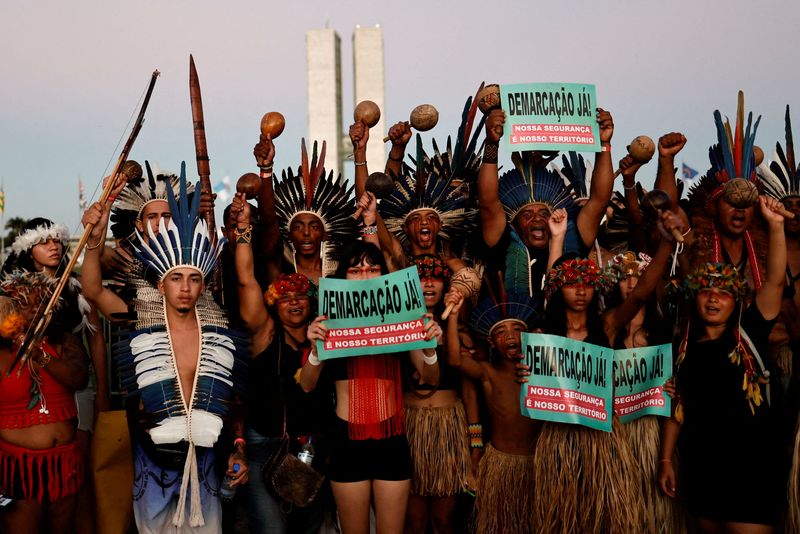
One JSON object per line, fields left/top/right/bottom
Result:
{"left": 132, "top": 162, "right": 222, "bottom": 280}
{"left": 759, "top": 105, "right": 800, "bottom": 200}
{"left": 379, "top": 92, "right": 483, "bottom": 247}
{"left": 469, "top": 274, "right": 541, "bottom": 340}
{"left": 499, "top": 152, "right": 577, "bottom": 222}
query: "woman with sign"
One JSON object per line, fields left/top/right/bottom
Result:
{"left": 658, "top": 196, "right": 789, "bottom": 532}
{"left": 230, "top": 192, "right": 330, "bottom": 534}
{"left": 302, "top": 240, "right": 442, "bottom": 534}
{"left": 526, "top": 208, "right": 684, "bottom": 533}
{"left": 403, "top": 255, "right": 474, "bottom": 534}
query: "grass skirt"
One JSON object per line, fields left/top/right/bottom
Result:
{"left": 405, "top": 401, "right": 470, "bottom": 496}
{"left": 532, "top": 419, "right": 644, "bottom": 533}
{"left": 474, "top": 443, "right": 535, "bottom": 534}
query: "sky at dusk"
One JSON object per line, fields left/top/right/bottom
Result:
{"left": 1, "top": 0, "right": 798, "bottom": 234}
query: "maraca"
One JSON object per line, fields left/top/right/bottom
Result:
{"left": 613, "top": 136, "right": 656, "bottom": 177}
{"left": 236, "top": 173, "right": 261, "bottom": 200}
{"left": 260, "top": 112, "right": 285, "bottom": 139}
{"left": 441, "top": 267, "right": 482, "bottom": 320}
{"left": 723, "top": 177, "right": 795, "bottom": 219}
{"left": 382, "top": 104, "right": 439, "bottom": 142}
{"left": 354, "top": 100, "right": 381, "bottom": 128}
{"left": 640, "top": 189, "right": 687, "bottom": 243}
{"left": 353, "top": 172, "right": 395, "bottom": 219}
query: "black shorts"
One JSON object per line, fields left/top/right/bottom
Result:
{"left": 328, "top": 417, "right": 412, "bottom": 483}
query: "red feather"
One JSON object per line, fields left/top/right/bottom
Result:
{"left": 733, "top": 91, "right": 744, "bottom": 177}
{"left": 462, "top": 82, "right": 484, "bottom": 151}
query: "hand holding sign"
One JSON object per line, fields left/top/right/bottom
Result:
{"left": 307, "top": 315, "right": 329, "bottom": 359}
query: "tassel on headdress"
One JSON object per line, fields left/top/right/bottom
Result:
{"left": 273, "top": 140, "right": 356, "bottom": 275}
{"left": 759, "top": 105, "right": 800, "bottom": 200}
{"left": 111, "top": 161, "right": 193, "bottom": 241}
{"left": 379, "top": 91, "right": 484, "bottom": 247}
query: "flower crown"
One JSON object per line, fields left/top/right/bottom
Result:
{"left": 264, "top": 273, "right": 316, "bottom": 306}
{"left": 682, "top": 262, "right": 749, "bottom": 301}
{"left": 413, "top": 254, "right": 453, "bottom": 281}
{"left": 545, "top": 258, "right": 609, "bottom": 297}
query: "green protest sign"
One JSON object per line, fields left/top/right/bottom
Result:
{"left": 317, "top": 266, "right": 435, "bottom": 360}
{"left": 520, "top": 333, "right": 613, "bottom": 432}
{"left": 500, "top": 82, "right": 600, "bottom": 153}
{"left": 613, "top": 343, "right": 672, "bottom": 423}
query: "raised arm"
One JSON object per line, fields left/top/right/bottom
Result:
{"left": 755, "top": 196, "right": 787, "bottom": 320}
{"left": 479, "top": 109, "right": 508, "bottom": 248}
{"left": 231, "top": 193, "right": 274, "bottom": 351}
{"left": 547, "top": 208, "right": 568, "bottom": 269}
{"left": 444, "top": 290, "right": 487, "bottom": 382}
{"left": 576, "top": 108, "right": 615, "bottom": 247}
{"left": 80, "top": 200, "right": 127, "bottom": 317}
{"left": 604, "top": 210, "right": 685, "bottom": 338}
{"left": 654, "top": 132, "right": 686, "bottom": 210}
{"left": 86, "top": 304, "right": 110, "bottom": 412}
{"left": 350, "top": 121, "right": 370, "bottom": 198}
{"left": 384, "top": 121, "right": 412, "bottom": 179}
{"left": 254, "top": 134, "right": 282, "bottom": 283}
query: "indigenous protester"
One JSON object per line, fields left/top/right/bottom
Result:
{"left": 659, "top": 196, "right": 789, "bottom": 533}
{"left": 444, "top": 279, "right": 540, "bottom": 534}
{"left": 269, "top": 140, "right": 356, "bottom": 285}
{"left": 81, "top": 166, "right": 249, "bottom": 533}
{"left": 518, "top": 206, "right": 682, "bottom": 534}
{"left": 353, "top": 94, "right": 482, "bottom": 275}
{"left": 404, "top": 254, "right": 472, "bottom": 534}
{"left": 301, "top": 240, "right": 442, "bottom": 534}
{"left": 759, "top": 107, "right": 800, "bottom": 533}
{"left": 0, "top": 271, "right": 89, "bottom": 534}
{"left": 230, "top": 191, "right": 331, "bottom": 534}
{"left": 1, "top": 217, "right": 108, "bottom": 534}
{"left": 477, "top": 107, "right": 616, "bottom": 298}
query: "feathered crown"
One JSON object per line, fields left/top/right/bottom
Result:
{"left": 273, "top": 139, "right": 356, "bottom": 272}
{"left": 413, "top": 254, "right": 453, "bottom": 281}
{"left": 111, "top": 161, "right": 194, "bottom": 241}
{"left": 553, "top": 152, "right": 593, "bottom": 201}
{"left": 499, "top": 152, "right": 577, "bottom": 222}
{"left": 470, "top": 274, "right": 540, "bottom": 339}
{"left": 379, "top": 92, "right": 484, "bottom": 246}
{"left": 687, "top": 91, "right": 761, "bottom": 213}
{"left": 132, "top": 162, "right": 222, "bottom": 280}
{"left": 10, "top": 220, "right": 69, "bottom": 256}
{"left": 264, "top": 273, "right": 315, "bottom": 306}
{"left": 0, "top": 271, "right": 62, "bottom": 341}
{"left": 759, "top": 105, "right": 800, "bottom": 200}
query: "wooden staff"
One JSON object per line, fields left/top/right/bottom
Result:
{"left": 189, "top": 55, "right": 216, "bottom": 238}
{"left": 12, "top": 70, "right": 160, "bottom": 373}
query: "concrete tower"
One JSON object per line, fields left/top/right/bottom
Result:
{"left": 306, "top": 29, "right": 344, "bottom": 177}
{"left": 352, "top": 25, "right": 386, "bottom": 171}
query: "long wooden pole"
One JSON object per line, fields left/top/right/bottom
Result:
{"left": 189, "top": 55, "right": 216, "bottom": 237}
{"left": 12, "top": 70, "right": 160, "bottom": 373}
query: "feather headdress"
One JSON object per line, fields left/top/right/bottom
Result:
{"left": 687, "top": 91, "right": 761, "bottom": 213}
{"left": 10, "top": 223, "right": 69, "bottom": 256}
{"left": 499, "top": 152, "right": 577, "bottom": 222}
{"left": 759, "top": 105, "right": 800, "bottom": 200}
{"left": 273, "top": 140, "right": 356, "bottom": 274}
{"left": 379, "top": 91, "right": 484, "bottom": 247}
{"left": 110, "top": 161, "right": 194, "bottom": 241}
{"left": 132, "top": 162, "right": 222, "bottom": 280}
{"left": 685, "top": 92, "right": 765, "bottom": 290}
{"left": 553, "top": 152, "right": 593, "bottom": 202}
{"left": 470, "top": 273, "right": 540, "bottom": 340}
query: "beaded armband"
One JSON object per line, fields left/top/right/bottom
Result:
{"left": 468, "top": 423, "right": 484, "bottom": 449}
{"left": 235, "top": 224, "right": 253, "bottom": 244}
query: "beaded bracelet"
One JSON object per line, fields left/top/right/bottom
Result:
{"left": 468, "top": 423, "right": 484, "bottom": 449}
{"left": 235, "top": 224, "right": 253, "bottom": 244}
{"left": 361, "top": 225, "right": 378, "bottom": 237}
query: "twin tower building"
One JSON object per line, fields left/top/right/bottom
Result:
{"left": 306, "top": 25, "right": 386, "bottom": 179}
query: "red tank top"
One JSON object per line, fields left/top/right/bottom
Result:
{"left": 0, "top": 350, "right": 77, "bottom": 429}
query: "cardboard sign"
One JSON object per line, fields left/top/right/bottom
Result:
{"left": 317, "top": 267, "right": 435, "bottom": 360}
{"left": 500, "top": 82, "right": 600, "bottom": 153}
{"left": 613, "top": 343, "right": 672, "bottom": 422}
{"left": 520, "top": 333, "right": 613, "bottom": 432}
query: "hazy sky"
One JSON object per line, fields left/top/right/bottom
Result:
{"left": 1, "top": 0, "right": 798, "bottom": 234}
